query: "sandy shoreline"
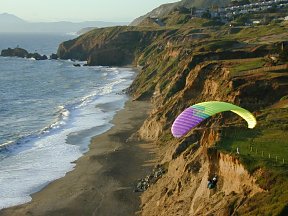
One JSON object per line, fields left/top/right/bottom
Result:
{"left": 0, "top": 99, "right": 154, "bottom": 216}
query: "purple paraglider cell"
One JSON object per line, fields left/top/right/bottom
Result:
{"left": 171, "top": 107, "right": 205, "bottom": 138}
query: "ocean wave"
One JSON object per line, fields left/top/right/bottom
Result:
{"left": 0, "top": 95, "right": 86, "bottom": 152}
{"left": 0, "top": 76, "right": 125, "bottom": 153}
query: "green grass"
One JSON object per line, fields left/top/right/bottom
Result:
{"left": 182, "top": 17, "right": 209, "bottom": 28}
{"left": 199, "top": 40, "right": 241, "bottom": 52}
{"left": 229, "top": 58, "right": 265, "bottom": 75}
{"left": 217, "top": 108, "right": 288, "bottom": 173}
{"left": 230, "top": 24, "right": 287, "bottom": 42}
{"left": 280, "top": 95, "right": 288, "bottom": 101}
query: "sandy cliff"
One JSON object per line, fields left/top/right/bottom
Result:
{"left": 133, "top": 49, "right": 287, "bottom": 215}
{"left": 135, "top": 63, "right": 268, "bottom": 216}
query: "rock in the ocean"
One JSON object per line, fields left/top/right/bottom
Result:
{"left": 27, "top": 53, "right": 48, "bottom": 60}
{"left": 1, "top": 47, "right": 48, "bottom": 60}
{"left": 50, "top": 53, "right": 58, "bottom": 60}
{"left": 1, "top": 47, "right": 29, "bottom": 58}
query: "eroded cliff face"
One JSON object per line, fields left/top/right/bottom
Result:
{"left": 137, "top": 63, "right": 232, "bottom": 141}
{"left": 139, "top": 128, "right": 263, "bottom": 216}
{"left": 133, "top": 55, "right": 287, "bottom": 215}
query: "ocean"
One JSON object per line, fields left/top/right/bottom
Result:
{"left": 0, "top": 33, "right": 135, "bottom": 209}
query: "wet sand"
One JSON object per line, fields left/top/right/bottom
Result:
{"left": 0, "top": 99, "right": 154, "bottom": 216}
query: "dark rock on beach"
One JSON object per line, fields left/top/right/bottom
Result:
{"left": 134, "top": 164, "right": 166, "bottom": 192}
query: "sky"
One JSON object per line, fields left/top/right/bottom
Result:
{"left": 0, "top": 0, "right": 179, "bottom": 22}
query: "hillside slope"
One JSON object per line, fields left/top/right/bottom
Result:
{"left": 130, "top": 0, "right": 232, "bottom": 26}
{"left": 57, "top": 8, "right": 288, "bottom": 215}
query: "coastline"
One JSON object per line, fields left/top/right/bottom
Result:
{"left": 0, "top": 99, "right": 154, "bottom": 216}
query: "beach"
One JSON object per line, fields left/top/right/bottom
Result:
{"left": 0, "top": 99, "right": 154, "bottom": 216}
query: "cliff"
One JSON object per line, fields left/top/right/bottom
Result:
{"left": 57, "top": 10, "right": 288, "bottom": 215}
{"left": 57, "top": 26, "right": 167, "bottom": 66}
{"left": 135, "top": 60, "right": 288, "bottom": 215}
{"left": 140, "top": 149, "right": 263, "bottom": 216}
{"left": 130, "top": 23, "right": 288, "bottom": 213}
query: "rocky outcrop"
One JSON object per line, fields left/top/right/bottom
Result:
{"left": 1, "top": 47, "right": 48, "bottom": 60}
{"left": 26, "top": 52, "right": 48, "bottom": 60}
{"left": 50, "top": 53, "right": 58, "bottom": 60}
{"left": 1, "top": 47, "right": 28, "bottom": 58}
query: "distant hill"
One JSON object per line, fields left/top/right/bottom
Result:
{"left": 130, "top": 3, "right": 178, "bottom": 26}
{"left": 130, "top": 0, "right": 232, "bottom": 26}
{"left": 0, "top": 13, "right": 26, "bottom": 23}
{"left": 0, "top": 13, "right": 128, "bottom": 33}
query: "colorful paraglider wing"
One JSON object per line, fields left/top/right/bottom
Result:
{"left": 171, "top": 101, "right": 256, "bottom": 138}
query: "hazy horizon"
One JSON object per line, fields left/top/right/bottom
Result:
{"left": 0, "top": 13, "right": 130, "bottom": 33}
{"left": 0, "top": 0, "right": 179, "bottom": 22}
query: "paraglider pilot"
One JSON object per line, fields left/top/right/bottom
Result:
{"left": 207, "top": 175, "right": 218, "bottom": 189}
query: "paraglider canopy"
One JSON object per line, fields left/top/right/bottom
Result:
{"left": 171, "top": 101, "right": 257, "bottom": 138}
